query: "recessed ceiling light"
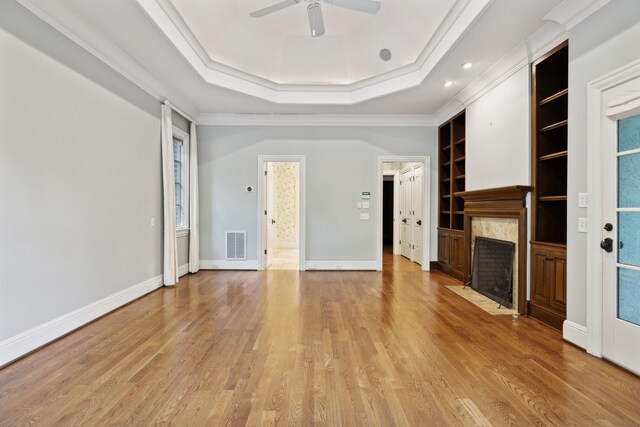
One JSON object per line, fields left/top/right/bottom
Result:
{"left": 379, "top": 48, "right": 392, "bottom": 62}
{"left": 444, "top": 81, "right": 454, "bottom": 88}
{"left": 462, "top": 62, "right": 473, "bottom": 69}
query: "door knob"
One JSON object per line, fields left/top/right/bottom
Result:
{"left": 402, "top": 218, "right": 407, "bottom": 224}
{"left": 600, "top": 238, "right": 614, "bottom": 253}
{"left": 416, "top": 220, "right": 422, "bottom": 226}
{"left": 604, "top": 223, "right": 613, "bottom": 232}
{"left": 271, "top": 219, "right": 276, "bottom": 225}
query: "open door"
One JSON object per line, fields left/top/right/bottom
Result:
{"left": 400, "top": 168, "right": 413, "bottom": 259}
{"left": 265, "top": 162, "right": 275, "bottom": 269}
{"left": 411, "top": 164, "right": 424, "bottom": 265}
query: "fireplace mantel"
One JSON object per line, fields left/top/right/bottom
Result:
{"left": 455, "top": 185, "right": 532, "bottom": 204}
{"left": 455, "top": 185, "right": 532, "bottom": 315}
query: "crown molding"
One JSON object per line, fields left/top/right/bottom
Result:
{"left": 435, "top": 21, "right": 567, "bottom": 124}
{"left": 197, "top": 114, "right": 437, "bottom": 128}
{"left": 15, "top": 0, "right": 199, "bottom": 119}
{"left": 135, "top": 0, "right": 494, "bottom": 105}
{"left": 544, "top": 0, "right": 611, "bottom": 31}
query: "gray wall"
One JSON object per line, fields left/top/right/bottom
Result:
{"left": 567, "top": 0, "right": 640, "bottom": 326}
{"left": 198, "top": 126, "right": 437, "bottom": 263}
{"left": 0, "top": 2, "right": 162, "bottom": 340}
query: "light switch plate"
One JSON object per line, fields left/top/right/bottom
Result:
{"left": 357, "top": 202, "right": 362, "bottom": 209}
{"left": 579, "top": 193, "right": 588, "bottom": 208}
{"left": 578, "top": 218, "right": 588, "bottom": 233}
{"left": 360, "top": 213, "right": 370, "bottom": 220}
{"left": 151, "top": 217, "right": 155, "bottom": 227}
{"left": 362, "top": 201, "right": 370, "bottom": 209}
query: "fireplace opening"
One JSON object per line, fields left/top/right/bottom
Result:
{"left": 471, "top": 237, "right": 515, "bottom": 308}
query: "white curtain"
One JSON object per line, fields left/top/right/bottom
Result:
{"left": 161, "top": 104, "right": 178, "bottom": 285}
{"left": 188, "top": 122, "right": 200, "bottom": 273}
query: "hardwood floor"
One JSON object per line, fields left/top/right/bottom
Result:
{"left": 1, "top": 253, "right": 639, "bottom": 426}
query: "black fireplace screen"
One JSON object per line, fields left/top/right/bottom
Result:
{"left": 471, "top": 237, "right": 515, "bottom": 307}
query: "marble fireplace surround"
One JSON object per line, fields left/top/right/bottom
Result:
{"left": 456, "top": 186, "right": 533, "bottom": 315}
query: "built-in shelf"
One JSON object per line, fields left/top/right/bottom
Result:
{"left": 539, "top": 119, "right": 568, "bottom": 133}
{"left": 530, "top": 41, "right": 568, "bottom": 330}
{"left": 539, "top": 151, "right": 568, "bottom": 161}
{"left": 438, "top": 110, "right": 466, "bottom": 280}
{"left": 539, "top": 88, "right": 568, "bottom": 106}
{"left": 538, "top": 196, "right": 568, "bottom": 201}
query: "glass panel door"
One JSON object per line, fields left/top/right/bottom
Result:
{"left": 616, "top": 115, "right": 640, "bottom": 327}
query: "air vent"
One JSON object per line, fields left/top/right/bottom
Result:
{"left": 225, "top": 231, "right": 247, "bottom": 260}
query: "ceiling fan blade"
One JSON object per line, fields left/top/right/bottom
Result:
{"left": 307, "top": 2, "right": 325, "bottom": 37}
{"left": 250, "top": 0, "right": 299, "bottom": 18}
{"left": 326, "top": 0, "right": 381, "bottom": 14}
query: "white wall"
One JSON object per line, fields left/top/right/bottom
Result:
{"left": 567, "top": 0, "right": 640, "bottom": 327}
{"left": 0, "top": 2, "right": 162, "bottom": 342}
{"left": 197, "top": 126, "right": 437, "bottom": 265}
{"left": 466, "top": 66, "right": 531, "bottom": 191}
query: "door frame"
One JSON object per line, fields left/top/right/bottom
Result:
{"left": 376, "top": 156, "right": 431, "bottom": 271}
{"left": 257, "top": 155, "right": 306, "bottom": 271}
{"left": 382, "top": 170, "right": 400, "bottom": 255}
{"left": 586, "top": 58, "right": 640, "bottom": 357}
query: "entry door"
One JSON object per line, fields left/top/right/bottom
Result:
{"left": 411, "top": 164, "right": 424, "bottom": 265}
{"left": 400, "top": 169, "right": 413, "bottom": 258}
{"left": 265, "top": 162, "right": 276, "bottom": 268}
{"left": 602, "top": 90, "right": 640, "bottom": 375}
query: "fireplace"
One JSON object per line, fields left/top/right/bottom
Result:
{"left": 456, "top": 186, "right": 532, "bottom": 314}
{"left": 471, "top": 237, "right": 515, "bottom": 307}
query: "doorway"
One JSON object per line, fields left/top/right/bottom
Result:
{"left": 378, "top": 157, "right": 430, "bottom": 271}
{"left": 258, "top": 156, "right": 306, "bottom": 271}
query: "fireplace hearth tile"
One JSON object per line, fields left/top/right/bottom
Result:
{"left": 445, "top": 285, "right": 518, "bottom": 315}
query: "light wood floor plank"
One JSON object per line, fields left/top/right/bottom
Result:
{"left": 1, "top": 251, "right": 639, "bottom": 426}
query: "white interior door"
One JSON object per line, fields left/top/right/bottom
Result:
{"left": 411, "top": 164, "right": 424, "bottom": 265}
{"left": 602, "top": 79, "right": 640, "bottom": 375}
{"left": 400, "top": 168, "right": 413, "bottom": 259}
{"left": 266, "top": 162, "right": 275, "bottom": 268}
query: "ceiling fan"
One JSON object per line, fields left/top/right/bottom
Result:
{"left": 250, "top": 0, "right": 382, "bottom": 38}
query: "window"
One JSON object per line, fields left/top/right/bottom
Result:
{"left": 172, "top": 127, "right": 189, "bottom": 232}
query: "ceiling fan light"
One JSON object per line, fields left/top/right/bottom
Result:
{"left": 308, "top": 2, "right": 325, "bottom": 37}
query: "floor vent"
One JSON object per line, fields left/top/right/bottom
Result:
{"left": 226, "top": 231, "right": 247, "bottom": 260}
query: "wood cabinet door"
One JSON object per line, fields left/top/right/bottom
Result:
{"left": 530, "top": 247, "right": 551, "bottom": 306}
{"left": 450, "top": 234, "right": 465, "bottom": 272}
{"left": 438, "top": 232, "right": 449, "bottom": 264}
{"left": 550, "top": 253, "right": 567, "bottom": 311}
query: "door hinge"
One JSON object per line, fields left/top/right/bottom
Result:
{"left": 264, "top": 210, "right": 267, "bottom": 215}
{"left": 264, "top": 249, "right": 267, "bottom": 255}
{"left": 265, "top": 170, "right": 268, "bottom": 176}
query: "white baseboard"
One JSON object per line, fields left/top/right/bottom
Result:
{"left": 305, "top": 261, "right": 377, "bottom": 271}
{"left": 199, "top": 260, "right": 259, "bottom": 270}
{"left": 178, "top": 263, "right": 189, "bottom": 278}
{"left": 563, "top": 320, "right": 588, "bottom": 350}
{"left": 0, "top": 274, "right": 163, "bottom": 367}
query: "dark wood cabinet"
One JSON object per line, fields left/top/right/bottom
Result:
{"left": 437, "top": 228, "right": 465, "bottom": 281}
{"left": 529, "top": 242, "right": 567, "bottom": 329}
{"left": 437, "top": 111, "right": 466, "bottom": 281}
{"left": 529, "top": 41, "right": 568, "bottom": 330}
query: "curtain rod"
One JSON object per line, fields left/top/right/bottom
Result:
{"left": 163, "top": 100, "right": 196, "bottom": 124}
